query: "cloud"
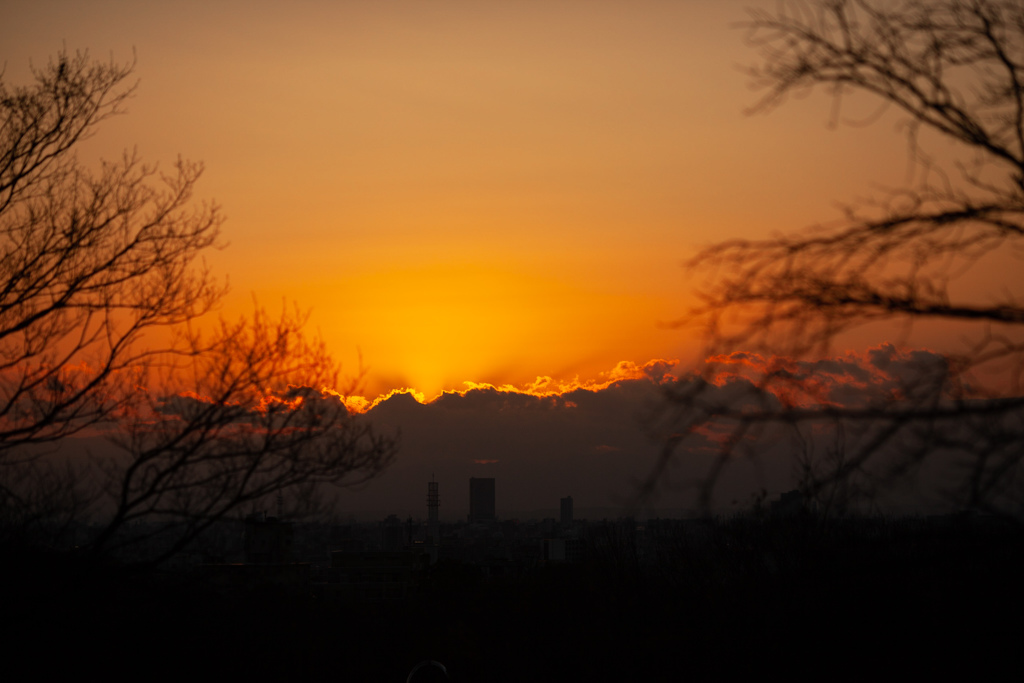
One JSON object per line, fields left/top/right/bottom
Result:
{"left": 317, "top": 348, "right": 979, "bottom": 518}
{"left": 155, "top": 391, "right": 220, "bottom": 420}
{"left": 703, "top": 344, "right": 954, "bottom": 409}
{"left": 328, "top": 358, "right": 760, "bottom": 517}
{"left": 607, "top": 359, "right": 678, "bottom": 383}
{"left": 156, "top": 384, "right": 351, "bottom": 426}
{"left": 367, "top": 358, "right": 681, "bottom": 410}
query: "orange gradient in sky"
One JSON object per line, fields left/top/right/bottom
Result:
{"left": 2, "top": 0, "right": 1013, "bottom": 400}
{"left": 276, "top": 262, "right": 679, "bottom": 399}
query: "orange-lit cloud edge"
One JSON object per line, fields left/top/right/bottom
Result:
{"left": 334, "top": 358, "right": 681, "bottom": 414}
{"left": 325, "top": 343, "right": 966, "bottom": 416}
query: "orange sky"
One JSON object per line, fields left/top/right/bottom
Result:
{"left": 2, "top": 0, "right": 1006, "bottom": 401}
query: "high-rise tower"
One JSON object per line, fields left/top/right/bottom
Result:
{"left": 469, "top": 477, "right": 495, "bottom": 523}
{"left": 427, "top": 479, "right": 440, "bottom": 546}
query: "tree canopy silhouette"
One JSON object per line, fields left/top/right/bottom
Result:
{"left": 0, "top": 50, "right": 396, "bottom": 563}
{"left": 656, "top": 0, "right": 1024, "bottom": 516}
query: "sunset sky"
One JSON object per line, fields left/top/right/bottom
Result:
{"left": 2, "top": 0, "right": 955, "bottom": 404}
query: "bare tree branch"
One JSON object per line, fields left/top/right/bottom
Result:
{"left": 0, "top": 50, "right": 397, "bottom": 562}
{"left": 659, "top": 0, "right": 1024, "bottom": 518}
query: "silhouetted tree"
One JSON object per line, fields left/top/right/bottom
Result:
{"left": 0, "top": 50, "right": 396, "bottom": 562}
{"left": 656, "top": 0, "right": 1024, "bottom": 516}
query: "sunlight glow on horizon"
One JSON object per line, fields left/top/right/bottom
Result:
{"left": 232, "top": 260, "right": 688, "bottom": 400}
{"left": 3, "top": 0, "right": 1007, "bottom": 397}
{"left": 331, "top": 357, "right": 681, "bottom": 413}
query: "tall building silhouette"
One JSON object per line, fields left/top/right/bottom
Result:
{"left": 560, "top": 496, "right": 573, "bottom": 528}
{"left": 469, "top": 477, "right": 495, "bottom": 523}
{"left": 427, "top": 479, "right": 440, "bottom": 546}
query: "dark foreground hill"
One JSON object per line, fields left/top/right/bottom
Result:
{"left": 4, "top": 515, "right": 1022, "bottom": 682}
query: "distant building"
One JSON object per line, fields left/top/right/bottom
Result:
{"left": 771, "top": 490, "right": 813, "bottom": 518}
{"left": 469, "top": 477, "right": 496, "bottom": 523}
{"left": 201, "top": 512, "right": 307, "bottom": 596}
{"left": 427, "top": 480, "right": 440, "bottom": 546}
{"left": 560, "top": 496, "right": 573, "bottom": 528}
{"left": 542, "top": 538, "right": 566, "bottom": 562}
{"left": 200, "top": 562, "right": 310, "bottom": 597}
{"left": 382, "top": 514, "right": 404, "bottom": 551}
{"left": 243, "top": 513, "right": 293, "bottom": 564}
{"left": 540, "top": 537, "right": 584, "bottom": 563}
{"left": 327, "top": 551, "right": 428, "bottom": 601}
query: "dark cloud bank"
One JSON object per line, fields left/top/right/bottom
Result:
{"left": 58, "top": 347, "right": 997, "bottom": 520}
{"left": 333, "top": 345, "right": 992, "bottom": 519}
{"left": 343, "top": 376, "right": 696, "bottom": 520}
